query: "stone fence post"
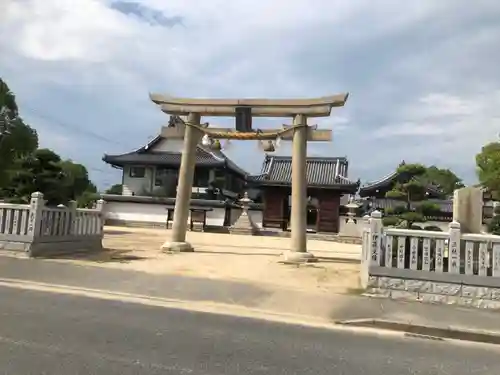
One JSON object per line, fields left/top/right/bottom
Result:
{"left": 361, "top": 214, "right": 371, "bottom": 264}
{"left": 27, "top": 192, "right": 44, "bottom": 241}
{"left": 95, "top": 199, "right": 105, "bottom": 233}
{"left": 369, "top": 210, "right": 383, "bottom": 267}
{"left": 448, "top": 221, "right": 461, "bottom": 274}
{"left": 360, "top": 213, "right": 377, "bottom": 289}
{"left": 67, "top": 200, "right": 77, "bottom": 235}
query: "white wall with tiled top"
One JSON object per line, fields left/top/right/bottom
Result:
{"left": 103, "top": 200, "right": 264, "bottom": 228}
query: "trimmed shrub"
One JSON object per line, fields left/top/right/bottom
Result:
{"left": 423, "top": 225, "right": 443, "bottom": 232}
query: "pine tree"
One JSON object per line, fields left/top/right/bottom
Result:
{"left": 383, "top": 163, "right": 442, "bottom": 228}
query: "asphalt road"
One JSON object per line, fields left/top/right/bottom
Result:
{"left": 0, "top": 286, "right": 499, "bottom": 374}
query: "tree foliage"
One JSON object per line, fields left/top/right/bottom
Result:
{"left": 423, "top": 166, "right": 464, "bottom": 196}
{"left": 476, "top": 141, "right": 500, "bottom": 200}
{"left": 0, "top": 78, "right": 99, "bottom": 206}
{"left": 383, "top": 163, "right": 444, "bottom": 228}
{"left": 488, "top": 215, "right": 500, "bottom": 235}
{"left": 3, "top": 149, "right": 66, "bottom": 205}
{"left": 423, "top": 225, "right": 443, "bottom": 232}
{"left": 59, "top": 160, "right": 99, "bottom": 207}
{"left": 105, "top": 184, "right": 123, "bottom": 195}
{"left": 0, "top": 79, "right": 39, "bottom": 187}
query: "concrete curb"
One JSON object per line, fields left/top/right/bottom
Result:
{"left": 336, "top": 319, "right": 500, "bottom": 345}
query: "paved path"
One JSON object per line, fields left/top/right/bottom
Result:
{"left": 1, "top": 256, "right": 500, "bottom": 338}
{"left": 1, "top": 285, "right": 499, "bottom": 374}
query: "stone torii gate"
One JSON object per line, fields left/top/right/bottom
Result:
{"left": 150, "top": 94, "right": 349, "bottom": 262}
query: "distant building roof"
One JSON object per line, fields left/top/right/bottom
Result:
{"left": 102, "top": 135, "right": 247, "bottom": 176}
{"left": 248, "top": 155, "right": 359, "bottom": 191}
{"left": 359, "top": 170, "right": 399, "bottom": 194}
{"left": 359, "top": 163, "right": 445, "bottom": 198}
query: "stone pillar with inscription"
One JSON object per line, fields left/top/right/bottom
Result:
{"left": 27, "top": 192, "right": 44, "bottom": 241}
{"left": 95, "top": 199, "right": 106, "bottom": 234}
{"left": 453, "top": 187, "right": 483, "bottom": 233}
{"left": 25, "top": 192, "right": 45, "bottom": 256}
{"left": 369, "top": 210, "right": 383, "bottom": 267}
{"left": 361, "top": 214, "right": 371, "bottom": 264}
{"left": 67, "top": 200, "right": 77, "bottom": 235}
{"left": 448, "top": 221, "right": 461, "bottom": 274}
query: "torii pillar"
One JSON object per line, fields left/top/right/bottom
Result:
{"left": 288, "top": 113, "right": 310, "bottom": 261}
{"left": 150, "top": 94, "right": 349, "bottom": 260}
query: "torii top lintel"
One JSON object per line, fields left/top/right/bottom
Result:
{"left": 149, "top": 93, "right": 349, "bottom": 118}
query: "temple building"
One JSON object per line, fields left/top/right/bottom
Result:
{"left": 102, "top": 134, "right": 247, "bottom": 200}
{"left": 248, "top": 155, "right": 360, "bottom": 233}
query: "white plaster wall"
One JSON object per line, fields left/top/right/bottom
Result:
{"left": 338, "top": 216, "right": 363, "bottom": 237}
{"left": 104, "top": 201, "right": 230, "bottom": 226}
{"left": 104, "top": 201, "right": 168, "bottom": 223}
{"left": 340, "top": 194, "right": 350, "bottom": 205}
{"left": 206, "top": 209, "right": 225, "bottom": 226}
{"left": 122, "top": 166, "right": 154, "bottom": 196}
{"left": 104, "top": 201, "right": 264, "bottom": 228}
{"left": 120, "top": 139, "right": 184, "bottom": 196}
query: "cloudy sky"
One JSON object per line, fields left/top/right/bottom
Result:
{"left": 1, "top": 0, "right": 499, "bottom": 189}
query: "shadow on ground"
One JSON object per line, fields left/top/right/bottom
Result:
{"left": 47, "top": 248, "right": 149, "bottom": 263}
{"left": 193, "top": 249, "right": 279, "bottom": 257}
{"left": 103, "top": 230, "right": 137, "bottom": 236}
{"left": 315, "top": 256, "right": 360, "bottom": 264}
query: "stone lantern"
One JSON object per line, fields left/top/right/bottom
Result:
{"left": 345, "top": 199, "right": 359, "bottom": 224}
{"left": 342, "top": 198, "right": 360, "bottom": 237}
{"left": 229, "top": 192, "right": 260, "bottom": 235}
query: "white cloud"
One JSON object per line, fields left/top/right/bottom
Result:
{"left": 1, "top": 0, "right": 499, "bottom": 187}
{"left": 376, "top": 91, "right": 500, "bottom": 142}
{"left": 374, "top": 122, "right": 445, "bottom": 138}
{"left": 368, "top": 91, "right": 500, "bottom": 181}
{"left": 1, "top": 0, "right": 133, "bottom": 62}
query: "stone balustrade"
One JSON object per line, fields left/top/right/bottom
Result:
{"left": 361, "top": 211, "right": 500, "bottom": 309}
{"left": 0, "top": 192, "right": 104, "bottom": 257}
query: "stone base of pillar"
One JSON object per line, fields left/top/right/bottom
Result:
{"left": 280, "top": 250, "right": 317, "bottom": 264}
{"left": 161, "top": 241, "right": 194, "bottom": 252}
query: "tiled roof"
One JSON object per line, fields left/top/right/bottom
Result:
{"left": 102, "top": 136, "right": 247, "bottom": 176}
{"left": 359, "top": 166, "right": 445, "bottom": 198}
{"left": 248, "top": 155, "right": 359, "bottom": 190}
{"left": 371, "top": 198, "right": 454, "bottom": 213}
{"left": 359, "top": 171, "right": 398, "bottom": 192}
{"left": 103, "top": 148, "right": 216, "bottom": 166}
